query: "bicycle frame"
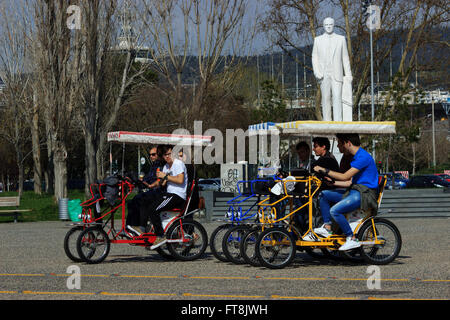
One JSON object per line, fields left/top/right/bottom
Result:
{"left": 76, "top": 178, "right": 198, "bottom": 248}
{"left": 223, "top": 178, "right": 274, "bottom": 224}
{"left": 257, "top": 175, "right": 388, "bottom": 249}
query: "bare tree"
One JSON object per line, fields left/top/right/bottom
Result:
{"left": 138, "top": 0, "right": 254, "bottom": 130}
{"left": 31, "top": 0, "right": 78, "bottom": 200}
{"left": 0, "top": 1, "right": 39, "bottom": 196}
{"left": 76, "top": 0, "right": 154, "bottom": 187}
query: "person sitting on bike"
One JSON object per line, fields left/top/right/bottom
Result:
{"left": 294, "top": 137, "right": 339, "bottom": 230}
{"left": 312, "top": 133, "right": 379, "bottom": 251}
{"left": 138, "top": 144, "right": 188, "bottom": 249}
{"left": 126, "top": 146, "right": 165, "bottom": 236}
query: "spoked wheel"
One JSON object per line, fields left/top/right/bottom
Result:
{"left": 255, "top": 227, "right": 296, "bottom": 269}
{"left": 209, "top": 224, "right": 233, "bottom": 262}
{"left": 240, "top": 227, "right": 262, "bottom": 267}
{"left": 357, "top": 218, "right": 402, "bottom": 265}
{"left": 166, "top": 220, "right": 208, "bottom": 261}
{"left": 147, "top": 223, "right": 174, "bottom": 260}
{"left": 64, "top": 226, "right": 84, "bottom": 262}
{"left": 155, "top": 245, "right": 174, "bottom": 260}
{"left": 222, "top": 225, "right": 251, "bottom": 265}
{"left": 76, "top": 226, "right": 110, "bottom": 264}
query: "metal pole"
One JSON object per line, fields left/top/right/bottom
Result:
{"left": 432, "top": 96, "right": 436, "bottom": 169}
{"left": 122, "top": 143, "right": 125, "bottom": 175}
{"left": 370, "top": 25, "right": 376, "bottom": 160}
{"left": 109, "top": 144, "right": 112, "bottom": 175}
{"left": 138, "top": 148, "right": 141, "bottom": 174}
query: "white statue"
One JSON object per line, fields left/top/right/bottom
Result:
{"left": 312, "top": 17, "right": 352, "bottom": 121}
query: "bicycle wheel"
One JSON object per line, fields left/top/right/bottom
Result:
{"left": 63, "top": 226, "right": 84, "bottom": 262}
{"left": 222, "top": 225, "right": 251, "bottom": 265}
{"left": 76, "top": 226, "right": 110, "bottom": 264}
{"left": 147, "top": 223, "right": 174, "bottom": 260}
{"left": 255, "top": 227, "right": 296, "bottom": 269}
{"left": 209, "top": 224, "right": 233, "bottom": 262}
{"left": 357, "top": 218, "right": 402, "bottom": 265}
{"left": 240, "top": 227, "right": 262, "bottom": 267}
{"left": 166, "top": 220, "right": 208, "bottom": 261}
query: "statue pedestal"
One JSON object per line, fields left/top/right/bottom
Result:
{"left": 330, "top": 140, "right": 343, "bottom": 165}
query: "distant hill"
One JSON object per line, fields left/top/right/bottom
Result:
{"left": 173, "top": 27, "right": 449, "bottom": 94}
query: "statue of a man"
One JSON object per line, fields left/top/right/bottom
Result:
{"left": 312, "top": 17, "right": 352, "bottom": 121}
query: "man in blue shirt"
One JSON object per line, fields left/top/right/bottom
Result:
{"left": 311, "top": 133, "right": 378, "bottom": 251}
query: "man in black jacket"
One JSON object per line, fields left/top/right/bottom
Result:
{"left": 295, "top": 137, "right": 339, "bottom": 229}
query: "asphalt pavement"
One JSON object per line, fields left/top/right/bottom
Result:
{"left": 0, "top": 218, "right": 449, "bottom": 302}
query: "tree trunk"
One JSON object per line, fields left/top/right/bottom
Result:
{"left": 31, "top": 96, "right": 42, "bottom": 195}
{"left": 53, "top": 142, "right": 68, "bottom": 201}
{"left": 85, "top": 128, "right": 98, "bottom": 198}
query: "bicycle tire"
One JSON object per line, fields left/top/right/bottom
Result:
{"left": 357, "top": 218, "right": 402, "bottom": 265}
{"left": 76, "top": 226, "right": 111, "bottom": 264}
{"left": 222, "top": 225, "right": 251, "bottom": 265}
{"left": 240, "top": 227, "right": 262, "bottom": 267}
{"left": 166, "top": 220, "right": 208, "bottom": 261}
{"left": 255, "top": 227, "right": 296, "bottom": 269}
{"left": 209, "top": 224, "right": 233, "bottom": 262}
{"left": 63, "top": 226, "right": 84, "bottom": 262}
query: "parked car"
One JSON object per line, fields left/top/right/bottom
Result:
{"left": 380, "top": 172, "right": 409, "bottom": 189}
{"left": 198, "top": 178, "right": 221, "bottom": 191}
{"left": 434, "top": 173, "right": 450, "bottom": 182}
{"left": 407, "top": 175, "right": 450, "bottom": 188}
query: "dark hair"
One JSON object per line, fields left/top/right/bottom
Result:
{"left": 295, "top": 141, "right": 310, "bottom": 151}
{"left": 312, "top": 137, "right": 330, "bottom": 151}
{"left": 159, "top": 144, "right": 173, "bottom": 157}
{"left": 336, "top": 133, "right": 361, "bottom": 146}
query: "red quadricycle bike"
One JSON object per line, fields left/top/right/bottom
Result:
{"left": 63, "top": 131, "right": 209, "bottom": 264}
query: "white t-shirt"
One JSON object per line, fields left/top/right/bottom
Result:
{"left": 163, "top": 158, "right": 188, "bottom": 200}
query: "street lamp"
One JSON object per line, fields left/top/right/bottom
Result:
{"left": 362, "top": 0, "right": 379, "bottom": 159}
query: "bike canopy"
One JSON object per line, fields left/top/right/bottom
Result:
{"left": 248, "top": 120, "right": 396, "bottom": 136}
{"left": 107, "top": 131, "right": 213, "bottom": 146}
{"left": 276, "top": 120, "right": 396, "bottom": 136}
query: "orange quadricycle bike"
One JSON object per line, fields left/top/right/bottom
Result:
{"left": 253, "top": 172, "right": 402, "bottom": 269}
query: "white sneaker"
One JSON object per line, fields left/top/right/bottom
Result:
{"left": 339, "top": 236, "right": 361, "bottom": 251}
{"left": 313, "top": 225, "right": 333, "bottom": 238}
{"left": 302, "top": 232, "right": 319, "bottom": 242}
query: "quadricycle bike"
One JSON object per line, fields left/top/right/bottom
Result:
{"left": 63, "top": 131, "right": 210, "bottom": 264}
{"left": 210, "top": 174, "right": 291, "bottom": 265}
{"left": 251, "top": 171, "right": 401, "bottom": 269}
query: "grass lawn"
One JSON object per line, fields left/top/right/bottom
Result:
{"left": 0, "top": 190, "right": 134, "bottom": 223}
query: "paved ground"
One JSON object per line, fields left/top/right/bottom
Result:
{"left": 0, "top": 218, "right": 448, "bottom": 302}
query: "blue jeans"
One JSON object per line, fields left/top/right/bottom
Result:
{"left": 319, "top": 189, "right": 361, "bottom": 237}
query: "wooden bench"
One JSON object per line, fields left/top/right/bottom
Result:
{"left": 0, "top": 196, "right": 32, "bottom": 223}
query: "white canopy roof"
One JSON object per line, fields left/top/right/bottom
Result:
{"left": 276, "top": 121, "right": 396, "bottom": 135}
{"left": 107, "top": 131, "right": 212, "bottom": 146}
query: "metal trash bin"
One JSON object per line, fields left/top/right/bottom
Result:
{"left": 58, "top": 198, "right": 69, "bottom": 220}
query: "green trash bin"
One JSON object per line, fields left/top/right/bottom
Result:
{"left": 68, "top": 199, "right": 82, "bottom": 222}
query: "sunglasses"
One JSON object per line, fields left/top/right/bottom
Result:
{"left": 150, "top": 153, "right": 157, "bottom": 156}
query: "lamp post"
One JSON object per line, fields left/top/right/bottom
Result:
{"left": 363, "top": 0, "right": 379, "bottom": 159}
{"left": 432, "top": 95, "right": 436, "bottom": 169}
